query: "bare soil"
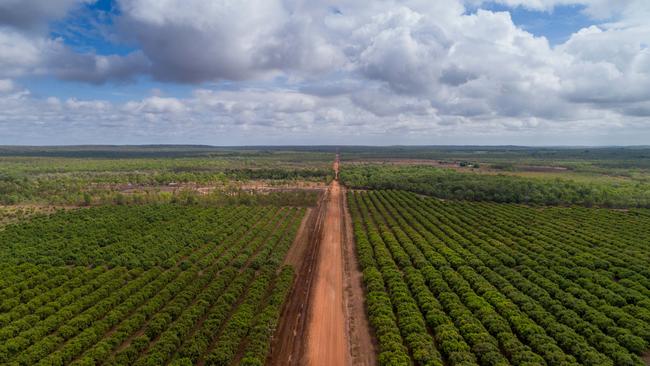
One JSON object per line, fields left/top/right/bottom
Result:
{"left": 283, "top": 207, "right": 314, "bottom": 268}
{"left": 347, "top": 158, "right": 472, "bottom": 170}
{"left": 268, "top": 154, "right": 374, "bottom": 366}
{"left": 266, "top": 193, "right": 327, "bottom": 365}
{"left": 92, "top": 180, "right": 327, "bottom": 195}
{"left": 347, "top": 158, "right": 569, "bottom": 174}
{"left": 305, "top": 179, "right": 349, "bottom": 366}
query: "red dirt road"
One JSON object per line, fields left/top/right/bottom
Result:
{"left": 305, "top": 178, "right": 350, "bottom": 366}
{"left": 267, "top": 154, "right": 375, "bottom": 366}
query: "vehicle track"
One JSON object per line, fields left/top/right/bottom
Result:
{"left": 268, "top": 154, "right": 375, "bottom": 366}
{"left": 305, "top": 177, "right": 349, "bottom": 366}
{"left": 266, "top": 190, "right": 327, "bottom": 365}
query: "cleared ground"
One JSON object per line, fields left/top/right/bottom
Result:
{"left": 268, "top": 155, "right": 375, "bottom": 366}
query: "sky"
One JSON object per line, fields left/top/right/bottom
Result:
{"left": 0, "top": 0, "right": 649, "bottom": 146}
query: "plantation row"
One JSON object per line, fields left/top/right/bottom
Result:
{"left": 0, "top": 205, "right": 304, "bottom": 365}
{"left": 349, "top": 190, "right": 650, "bottom": 366}
{"left": 0, "top": 204, "right": 277, "bottom": 268}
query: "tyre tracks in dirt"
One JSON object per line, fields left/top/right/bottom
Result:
{"left": 267, "top": 154, "right": 376, "bottom": 366}
{"left": 266, "top": 185, "right": 327, "bottom": 365}
{"left": 305, "top": 178, "right": 349, "bottom": 365}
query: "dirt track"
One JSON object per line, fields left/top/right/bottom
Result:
{"left": 267, "top": 154, "right": 375, "bottom": 366}
{"left": 266, "top": 198, "right": 325, "bottom": 365}
{"left": 305, "top": 178, "right": 349, "bottom": 365}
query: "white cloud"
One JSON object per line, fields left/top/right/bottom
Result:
{"left": 124, "top": 96, "right": 186, "bottom": 114}
{"left": 115, "top": 0, "right": 345, "bottom": 82}
{"left": 0, "top": 29, "right": 149, "bottom": 83}
{"left": 0, "top": 0, "right": 93, "bottom": 32}
{"left": 0, "top": 29, "right": 44, "bottom": 77}
{"left": 45, "top": 47, "right": 150, "bottom": 84}
{"left": 2, "top": 82, "right": 649, "bottom": 146}
{"left": 356, "top": 7, "right": 447, "bottom": 95}
{"left": 0, "top": 0, "right": 650, "bottom": 144}
{"left": 0, "top": 79, "right": 14, "bottom": 93}
{"left": 557, "top": 22, "right": 650, "bottom": 106}
{"left": 0, "top": 0, "right": 148, "bottom": 83}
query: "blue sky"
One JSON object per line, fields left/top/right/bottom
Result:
{"left": 0, "top": 0, "right": 649, "bottom": 145}
{"left": 40, "top": 0, "right": 599, "bottom": 103}
{"left": 30, "top": 1, "right": 597, "bottom": 102}
{"left": 478, "top": 3, "right": 595, "bottom": 45}
{"left": 42, "top": 1, "right": 597, "bottom": 100}
{"left": 51, "top": 0, "right": 129, "bottom": 54}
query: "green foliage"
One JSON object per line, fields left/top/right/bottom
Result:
{"left": 350, "top": 190, "right": 650, "bottom": 366}
{"left": 0, "top": 204, "right": 305, "bottom": 365}
{"left": 0, "top": 205, "right": 261, "bottom": 267}
{"left": 0, "top": 147, "right": 331, "bottom": 205}
{"left": 336, "top": 145, "right": 650, "bottom": 172}
{"left": 341, "top": 165, "right": 650, "bottom": 208}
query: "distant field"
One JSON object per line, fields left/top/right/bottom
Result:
{"left": 0, "top": 204, "right": 304, "bottom": 365}
{"left": 339, "top": 145, "right": 650, "bottom": 185}
{"left": 0, "top": 147, "right": 331, "bottom": 205}
{"left": 337, "top": 145, "right": 650, "bottom": 170}
{"left": 3, "top": 145, "right": 650, "bottom": 206}
{"left": 350, "top": 190, "right": 650, "bottom": 366}
{"left": 341, "top": 164, "right": 650, "bottom": 208}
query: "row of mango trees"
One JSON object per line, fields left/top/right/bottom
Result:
{"left": 349, "top": 190, "right": 650, "bottom": 366}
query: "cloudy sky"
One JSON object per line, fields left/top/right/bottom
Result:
{"left": 0, "top": 0, "right": 649, "bottom": 145}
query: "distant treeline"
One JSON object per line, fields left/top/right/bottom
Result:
{"left": 336, "top": 145, "right": 650, "bottom": 160}
{"left": 340, "top": 165, "right": 650, "bottom": 208}
{"left": 337, "top": 146, "right": 650, "bottom": 171}
{"left": 3, "top": 145, "right": 650, "bottom": 169}
{"left": 5, "top": 144, "right": 649, "bottom": 162}
{"left": 0, "top": 169, "right": 328, "bottom": 205}
{"left": 0, "top": 151, "right": 332, "bottom": 205}
{"left": 0, "top": 145, "right": 335, "bottom": 160}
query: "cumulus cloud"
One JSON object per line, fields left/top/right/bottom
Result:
{"left": 124, "top": 96, "right": 186, "bottom": 114}
{"left": 46, "top": 48, "right": 150, "bottom": 84}
{"left": 0, "top": 0, "right": 92, "bottom": 32}
{"left": 0, "top": 0, "right": 147, "bottom": 83}
{"left": 0, "top": 79, "right": 14, "bottom": 93}
{"left": 0, "top": 29, "right": 44, "bottom": 77}
{"left": 355, "top": 7, "right": 449, "bottom": 95}
{"left": 557, "top": 24, "right": 650, "bottom": 110}
{"left": 115, "top": 0, "right": 345, "bottom": 83}
{"left": 2, "top": 82, "right": 650, "bottom": 145}
{"left": 0, "top": 0, "right": 650, "bottom": 143}
{"left": 0, "top": 31, "right": 148, "bottom": 82}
